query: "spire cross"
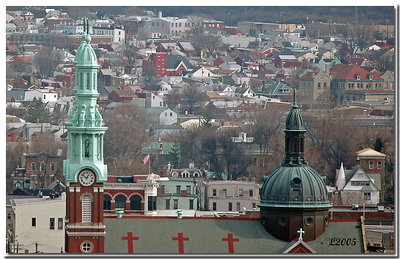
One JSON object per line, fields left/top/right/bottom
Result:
{"left": 297, "top": 228, "right": 305, "bottom": 241}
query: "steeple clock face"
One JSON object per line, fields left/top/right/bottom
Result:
{"left": 79, "top": 169, "right": 96, "bottom": 186}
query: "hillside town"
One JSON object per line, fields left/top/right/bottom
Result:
{"left": 6, "top": 6, "right": 395, "bottom": 254}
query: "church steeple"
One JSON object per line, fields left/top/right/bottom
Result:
{"left": 63, "top": 18, "right": 108, "bottom": 183}
{"left": 284, "top": 89, "right": 307, "bottom": 165}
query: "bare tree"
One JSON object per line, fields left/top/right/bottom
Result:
{"left": 342, "top": 25, "right": 373, "bottom": 56}
{"left": 33, "top": 51, "right": 62, "bottom": 79}
{"left": 122, "top": 43, "right": 137, "bottom": 74}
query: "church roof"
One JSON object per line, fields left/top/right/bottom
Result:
{"left": 285, "top": 102, "right": 306, "bottom": 132}
{"left": 103, "top": 217, "right": 363, "bottom": 254}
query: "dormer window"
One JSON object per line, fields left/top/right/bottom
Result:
{"left": 369, "top": 75, "right": 373, "bottom": 80}
{"left": 356, "top": 74, "right": 360, "bottom": 80}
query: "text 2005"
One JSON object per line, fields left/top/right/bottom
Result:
{"left": 328, "top": 238, "right": 357, "bottom": 246}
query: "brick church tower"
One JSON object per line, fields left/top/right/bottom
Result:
{"left": 63, "top": 19, "right": 108, "bottom": 253}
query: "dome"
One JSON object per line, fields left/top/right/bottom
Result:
{"left": 285, "top": 103, "right": 306, "bottom": 132}
{"left": 74, "top": 33, "right": 99, "bottom": 68}
{"left": 259, "top": 165, "right": 330, "bottom": 208}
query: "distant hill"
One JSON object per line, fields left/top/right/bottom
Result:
{"left": 146, "top": 6, "right": 395, "bottom": 26}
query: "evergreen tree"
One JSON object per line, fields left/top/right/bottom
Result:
{"left": 26, "top": 98, "right": 50, "bottom": 123}
{"left": 374, "top": 137, "right": 383, "bottom": 152}
{"left": 170, "top": 143, "right": 181, "bottom": 168}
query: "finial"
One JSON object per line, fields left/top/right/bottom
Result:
{"left": 297, "top": 228, "right": 305, "bottom": 241}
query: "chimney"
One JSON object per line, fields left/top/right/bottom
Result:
{"left": 159, "top": 11, "right": 162, "bottom": 18}
{"left": 205, "top": 176, "right": 210, "bottom": 183}
{"left": 25, "top": 143, "right": 30, "bottom": 155}
{"left": 189, "top": 159, "right": 194, "bottom": 169}
{"left": 229, "top": 174, "right": 233, "bottom": 181}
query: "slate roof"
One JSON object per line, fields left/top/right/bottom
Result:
{"left": 104, "top": 217, "right": 363, "bottom": 254}
{"left": 166, "top": 55, "right": 193, "bottom": 70}
{"left": 179, "top": 42, "right": 195, "bottom": 51}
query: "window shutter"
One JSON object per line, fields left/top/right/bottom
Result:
{"left": 82, "top": 196, "right": 91, "bottom": 223}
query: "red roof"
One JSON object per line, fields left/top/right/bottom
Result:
{"left": 330, "top": 64, "right": 383, "bottom": 81}
{"left": 300, "top": 71, "right": 315, "bottom": 80}
{"left": 373, "top": 42, "right": 393, "bottom": 48}
{"left": 222, "top": 27, "right": 243, "bottom": 35}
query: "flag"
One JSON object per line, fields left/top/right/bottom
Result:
{"left": 143, "top": 154, "right": 150, "bottom": 164}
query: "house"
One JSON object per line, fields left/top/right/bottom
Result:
{"left": 108, "top": 88, "right": 136, "bottom": 103}
{"left": 254, "top": 80, "right": 292, "bottom": 100}
{"left": 144, "top": 53, "right": 193, "bottom": 77}
{"left": 203, "top": 180, "right": 260, "bottom": 212}
{"left": 235, "top": 86, "right": 256, "bottom": 98}
{"left": 24, "top": 89, "right": 58, "bottom": 103}
{"left": 335, "top": 164, "right": 380, "bottom": 205}
{"left": 6, "top": 89, "right": 27, "bottom": 103}
{"left": 146, "top": 107, "right": 178, "bottom": 126}
{"left": 145, "top": 93, "right": 165, "bottom": 108}
{"left": 231, "top": 72, "right": 251, "bottom": 86}
{"left": 6, "top": 127, "right": 23, "bottom": 142}
{"left": 329, "top": 64, "right": 394, "bottom": 103}
{"left": 156, "top": 42, "right": 180, "bottom": 53}
{"left": 356, "top": 148, "right": 386, "bottom": 174}
{"left": 260, "top": 47, "right": 280, "bottom": 58}
{"left": 9, "top": 196, "right": 66, "bottom": 253}
{"left": 203, "top": 20, "right": 225, "bottom": 29}
{"left": 156, "top": 177, "right": 199, "bottom": 211}
{"left": 234, "top": 55, "right": 254, "bottom": 67}
{"left": 178, "top": 42, "right": 196, "bottom": 56}
{"left": 274, "top": 55, "right": 302, "bottom": 69}
{"left": 191, "top": 67, "right": 215, "bottom": 78}
{"left": 103, "top": 174, "right": 159, "bottom": 216}
{"left": 299, "top": 70, "right": 332, "bottom": 101}
{"left": 214, "top": 56, "right": 235, "bottom": 68}
{"left": 22, "top": 123, "right": 61, "bottom": 141}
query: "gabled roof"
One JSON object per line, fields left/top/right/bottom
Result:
{"left": 179, "top": 42, "right": 195, "bottom": 51}
{"left": 146, "top": 107, "right": 171, "bottom": 115}
{"left": 217, "top": 55, "right": 235, "bottom": 63}
{"left": 166, "top": 55, "right": 193, "bottom": 70}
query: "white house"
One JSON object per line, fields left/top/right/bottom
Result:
{"left": 10, "top": 196, "right": 66, "bottom": 253}
{"left": 222, "top": 85, "right": 235, "bottom": 97}
{"left": 146, "top": 93, "right": 165, "bottom": 107}
{"left": 235, "top": 87, "right": 255, "bottom": 98}
{"left": 231, "top": 72, "right": 251, "bottom": 86}
{"left": 191, "top": 67, "right": 216, "bottom": 78}
{"left": 146, "top": 107, "right": 178, "bottom": 126}
{"left": 336, "top": 165, "right": 380, "bottom": 205}
{"left": 24, "top": 89, "right": 58, "bottom": 103}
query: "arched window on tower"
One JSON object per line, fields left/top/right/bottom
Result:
{"left": 130, "top": 196, "right": 142, "bottom": 210}
{"left": 93, "top": 72, "right": 96, "bottom": 89}
{"left": 115, "top": 195, "right": 126, "bottom": 210}
{"left": 82, "top": 195, "right": 92, "bottom": 223}
{"left": 86, "top": 72, "right": 90, "bottom": 89}
{"left": 80, "top": 72, "right": 83, "bottom": 89}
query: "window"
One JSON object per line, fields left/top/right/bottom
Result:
{"left": 212, "top": 189, "right": 217, "bottom": 196}
{"left": 228, "top": 202, "right": 232, "bottom": 211}
{"left": 186, "top": 185, "right": 191, "bottom": 195}
{"left": 148, "top": 196, "right": 156, "bottom": 211}
{"left": 115, "top": 195, "right": 126, "bottom": 210}
{"left": 253, "top": 157, "right": 257, "bottom": 166}
{"left": 50, "top": 218, "right": 55, "bottom": 229}
{"left": 103, "top": 195, "right": 111, "bottom": 210}
{"left": 249, "top": 189, "right": 253, "bottom": 197}
{"left": 160, "top": 102, "right": 163, "bottom": 107}
{"left": 31, "top": 162, "right": 36, "bottom": 171}
{"left": 236, "top": 202, "right": 241, "bottom": 211}
{"left": 32, "top": 217, "right": 36, "bottom": 227}
{"left": 318, "top": 82, "right": 321, "bottom": 88}
{"left": 7, "top": 213, "right": 11, "bottom": 220}
{"left": 239, "top": 189, "right": 243, "bottom": 197}
{"left": 212, "top": 202, "right": 217, "bottom": 211}
{"left": 170, "top": 112, "right": 173, "bottom": 116}
{"left": 44, "top": 95, "right": 46, "bottom": 99}
{"left": 377, "top": 161, "right": 382, "bottom": 169}
{"left": 252, "top": 203, "right": 256, "bottom": 209}
{"left": 165, "top": 112, "right": 167, "bottom": 116}
{"left": 86, "top": 73, "right": 90, "bottom": 89}
{"left": 369, "top": 161, "right": 374, "bottom": 169}
{"left": 176, "top": 185, "right": 181, "bottom": 194}
{"left": 58, "top": 218, "right": 63, "bottom": 229}
{"left": 364, "top": 192, "right": 371, "bottom": 200}
{"left": 82, "top": 195, "right": 92, "bottom": 223}
{"left": 130, "top": 196, "right": 142, "bottom": 210}
{"left": 173, "top": 199, "right": 178, "bottom": 210}
{"left": 80, "top": 241, "right": 93, "bottom": 253}
{"left": 40, "top": 163, "right": 45, "bottom": 171}
{"left": 166, "top": 199, "right": 170, "bottom": 210}
{"left": 50, "top": 163, "right": 55, "bottom": 171}
{"left": 189, "top": 199, "right": 194, "bottom": 210}
{"left": 324, "top": 82, "right": 327, "bottom": 88}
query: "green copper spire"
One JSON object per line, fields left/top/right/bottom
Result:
{"left": 63, "top": 19, "right": 108, "bottom": 183}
